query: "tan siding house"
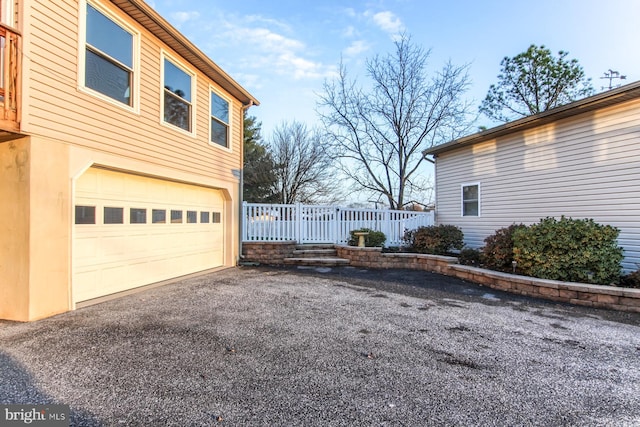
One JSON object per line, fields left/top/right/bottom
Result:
{"left": 0, "top": 0, "right": 259, "bottom": 321}
{"left": 425, "top": 82, "right": 640, "bottom": 273}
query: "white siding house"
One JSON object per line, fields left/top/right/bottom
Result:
{"left": 424, "top": 81, "right": 640, "bottom": 273}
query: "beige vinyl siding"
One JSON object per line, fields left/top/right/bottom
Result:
{"left": 434, "top": 98, "right": 640, "bottom": 272}
{"left": 24, "top": 0, "right": 242, "bottom": 182}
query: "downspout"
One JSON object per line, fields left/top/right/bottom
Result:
{"left": 238, "top": 100, "right": 255, "bottom": 264}
{"left": 424, "top": 153, "right": 437, "bottom": 224}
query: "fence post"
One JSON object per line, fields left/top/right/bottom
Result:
{"left": 295, "top": 202, "right": 302, "bottom": 244}
{"left": 333, "top": 207, "right": 339, "bottom": 244}
{"left": 383, "top": 210, "right": 390, "bottom": 244}
{"left": 241, "top": 201, "right": 247, "bottom": 241}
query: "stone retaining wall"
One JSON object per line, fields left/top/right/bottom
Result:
{"left": 448, "top": 264, "right": 640, "bottom": 312}
{"left": 335, "top": 245, "right": 640, "bottom": 313}
{"left": 242, "top": 242, "right": 640, "bottom": 313}
{"left": 335, "top": 246, "right": 456, "bottom": 274}
{"left": 242, "top": 241, "right": 296, "bottom": 265}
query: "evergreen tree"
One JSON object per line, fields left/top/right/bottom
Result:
{"left": 243, "top": 112, "right": 278, "bottom": 202}
{"left": 480, "top": 44, "right": 594, "bottom": 122}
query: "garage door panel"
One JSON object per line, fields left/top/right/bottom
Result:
{"left": 73, "top": 168, "right": 226, "bottom": 303}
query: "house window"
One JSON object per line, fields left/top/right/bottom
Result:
{"left": 210, "top": 90, "right": 230, "bottom": 147}
{"left": 461, "top": 183, "right": 480, "bottom": 217}
{"left": 170, "top": 209, "right": 183, "bottom": 223}
{"left": 75, "top": 206, "right": 96, "bottom": 224}
{"left": 1, "top": 0, "right": 15, "bottom": 27}
{"left": 200, "top": 211, "right": 210, "bottom": 223}
{"left": 152, "top": 209, "right": 166, "bottom": 223}
{"left": 163, "top": 57, "right": 193, "bottom": 132}
{"left": 130, "top": 208, "right": 147, "bottom": 224}
{"left": 212, "top": 212, "right": 221, "bottom": 223}
{"left": 187, "top": 210, "right": 197, "bottom": 223}
{"left": 84, "top": 3, "right": 134, "bottom": 106}
{"left": 104, "top": 207, "right": 124, "bottom": 224}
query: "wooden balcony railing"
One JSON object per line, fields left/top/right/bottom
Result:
{"left": 0, "top": 22, "right": 20, "bottom": 133}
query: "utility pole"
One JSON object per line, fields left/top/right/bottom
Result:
{"left": 600, "top": 69, "right": 626, "bottom": 90}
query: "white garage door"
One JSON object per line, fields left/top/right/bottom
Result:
{"left": 73, "top": 167, "right": 225, "bottom": 303}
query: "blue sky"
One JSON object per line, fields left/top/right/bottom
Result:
{"left": 148, "top": 0, "right": 639, "bottom": 139}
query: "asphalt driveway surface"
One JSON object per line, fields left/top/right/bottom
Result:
{"left": 1, "top": 266, "right": 639, "bottom": 426}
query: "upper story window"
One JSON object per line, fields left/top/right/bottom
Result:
{"left": 84, "top": 3, "right": 135, "bottom": 107}
{"left": 461, "top": 183, "right": 480, "bottom": 217}
{"left": 1, "top": 0, "right": 15, "bottom": 27}
{"left": 210, "top": 89, "right": 230, "bottom": 148}
{"left": 163, "top": 57, "right": 194, "bottom": 133}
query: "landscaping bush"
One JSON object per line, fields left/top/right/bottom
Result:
{"left": 403, "top": 225, "right": 464, "bottom": 255}
{"left": 619, "top": 270, "right": 640, "bottom": 288}
{"left": 512, "top": 216, "right": 623, "bottom": 285}
{"left": 482, "top": 223, "right": 526, "bottom": 272}
{"left": 458, "top": 247, "right": 482, "bottom": 266}
{"left": 348, "top": 228, "right": 386, "bottom": 247}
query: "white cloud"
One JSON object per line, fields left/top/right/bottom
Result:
{"left": 342, "top": 25, "right": 357, "bottom": 38}
{"left": 369, "top": 11, "right": 405, "bottom": 37}
{"left": 244, "top": 14, "right": 292, "bottom": 33}
{"left": 234, "top": 73, "right": 262, "bottom": 90}
{"left": 344, "top": 40, "right": 370, "bottom": 57}
{"left": 223, "top": 23, "right": 336, "bottom": 80}
{"left": 169, "top": 11, "right": 200, "bottom": 26}
{"left": 240, "top": 27, "right": 304, "bottom": 51}
{"left": 344, "top": 8, "right": 358, "bottom": 18}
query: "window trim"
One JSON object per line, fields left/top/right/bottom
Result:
{"left": 161, "top": 51, "right": 197, "bottom": 137}
{"left": 209, "top": 85, "right": 232, "bottom": 151}
{"left": 78, "top": 0, "right": 140, "bottom": 114}
{"left": 461, "top": 182, "right": 481, "bottom": 217}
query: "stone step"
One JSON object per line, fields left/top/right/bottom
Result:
{"left": 284, "top": 257, "right": 350, "bottom": 267}
{"left": 292, "top": 249, "right": 338, "bottom": 258}
{"left": 295, "top": 244, "right": 335, "bottom": 251}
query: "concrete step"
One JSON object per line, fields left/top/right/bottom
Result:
{"left": 284, "top": 257, "right": 350, "bottom": 267}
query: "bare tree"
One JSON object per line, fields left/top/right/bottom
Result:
{"left": 317, "top": 34, "right": 472, "bottom": 210}
{"left": 269, "top": 121, "right": 338, "bottom": 204}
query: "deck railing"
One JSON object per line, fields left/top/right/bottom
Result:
{"left": 242, "top": 202, "right": 435, "bottom": 246}
{"left": 0, "top": 23, "right": 20, "bottom": 132}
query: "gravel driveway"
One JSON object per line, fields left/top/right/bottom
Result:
{"left": 1, "top": 266, "right": 639, "bottom": 426}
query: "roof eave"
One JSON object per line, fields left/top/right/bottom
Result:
{"left": 424, "top": 81, "right": 640, "bottom": 156}
{"left": 110, "top": 0, "right": 259, "bottom": 107}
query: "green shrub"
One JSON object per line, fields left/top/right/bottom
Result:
{"left": 348, "top": 228, "right": 386, "bottom": 247}
{"left": 512, "top": 216, "right": 623, "bottom": 285}
{"left": 482, "top": 224, "right": 526, "bottom": 272}
{"left": 458, "top": 247, "right": 482, "bottom": 266}
{"left": 403, "top": 225, "right": 464, "bottom": 255}
{"left": 619, "top": 270, "right": 640, "bottom": 288}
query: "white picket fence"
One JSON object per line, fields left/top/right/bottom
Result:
{"left": 242, "top": 202, "right": 435, "bottom": 246}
